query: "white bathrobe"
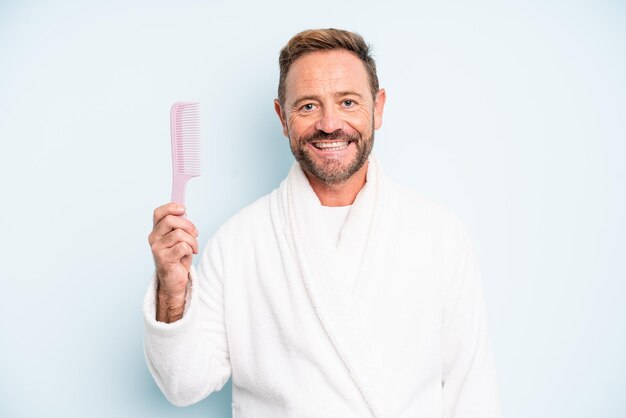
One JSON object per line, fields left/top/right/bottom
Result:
{"left": 143, "top": 156, "right": 501, "bottom": 417}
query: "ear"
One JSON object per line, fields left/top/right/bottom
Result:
{"left": 373, "top": 88, "right": 386, "bottom": 130}
{"left": 274, "top": 99, "right": 289, "bottom": 137}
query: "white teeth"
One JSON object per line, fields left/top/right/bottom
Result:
{"left": 312, "top": 141, "right": 349, "bottom": 150}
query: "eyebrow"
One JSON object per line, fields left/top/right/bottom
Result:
{"left": 292, "top": 91, "right": 366, "bottom": 108}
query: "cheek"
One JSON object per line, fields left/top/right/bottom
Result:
{"left": 345, "top": 108, "right": 373, "bottom": 133}
{"left": 287, "top": 114, "right": 301, "bottom": 132}
{"left": 288, "top": 114, "right": 316, "bottom": 138}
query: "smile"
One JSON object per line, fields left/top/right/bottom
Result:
{"left": 311, "top": 141, "right": 350, "bottom": 151}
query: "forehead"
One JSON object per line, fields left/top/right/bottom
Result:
{"left": 284, "top": 49, "right": 370, "bottom": 101}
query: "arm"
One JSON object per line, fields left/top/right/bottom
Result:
{"left": 143, "top": 234, "right": 231, "bottom": 406}
{"left": 442, "top": 219, "right": 502, "bottom": 418}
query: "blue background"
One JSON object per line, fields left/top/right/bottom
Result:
{"left": 0, "top": 0, "right": 624, "bottom": 416}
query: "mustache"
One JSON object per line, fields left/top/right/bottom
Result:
{"left": 301, "top": 130, "right": 360, "bottom": 143}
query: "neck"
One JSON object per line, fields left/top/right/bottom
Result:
{"left": 303, "top": 161, "right": 369, "bottom": 207}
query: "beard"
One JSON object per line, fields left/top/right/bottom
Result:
{"left": 289, "top": 122, "right": 375, "bottom": 186}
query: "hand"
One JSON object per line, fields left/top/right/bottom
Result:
{"left": 148, "top": 203, "right": 199, "bottom": 321}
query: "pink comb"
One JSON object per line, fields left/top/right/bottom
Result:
{"left": 170, "top": 102, "right": 201, "bottom": 205}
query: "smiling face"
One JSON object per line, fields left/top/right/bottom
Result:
{"left": 275, "top": 49, "right": 386, "bottom": 186}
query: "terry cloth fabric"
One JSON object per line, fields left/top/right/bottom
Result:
{"left": 313, "top": 204, "right": 352, "bottom": 247}
{"left": 143, "top": 155, "right": 502, "bottom": 417}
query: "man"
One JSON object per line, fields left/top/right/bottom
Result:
{"left": 145, "top": 28, "right": 501, "bottom": 417}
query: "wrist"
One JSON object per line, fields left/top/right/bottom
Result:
{"left": 156, "top": 301, "right": 185, "bottom": 324}
{"left": 156, "top": 287, "right": 187, "bottom": 323}
{"left": 155, "top": 271, "right": 189, "bottom": 299}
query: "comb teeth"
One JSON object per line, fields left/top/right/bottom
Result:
{"left": 171, "top": 102, "right": 200, "bottom": 176}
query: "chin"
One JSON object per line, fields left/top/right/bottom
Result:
{"left": 303, "top": 155, "right": 368, "bottom": 185}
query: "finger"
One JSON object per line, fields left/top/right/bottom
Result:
{"left": 154, "top": 228, "right": 199, "bottom": 255}
{"left": 151, "top": 214, "right": 199, "bottom": 242}
{"left": 153, "top": 241, "right": 195, "bottom": 268}
{"left": 153, "top": 202, "right": 186, "bottom": 227}
{"left": 166, "top": 241, "right": 194, "bottom": 261}
{"left": 161, "top": 229, "right": 199, "bottom": 254}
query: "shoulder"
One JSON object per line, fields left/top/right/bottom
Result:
{"left": 198, "top": 191, "right": 274, "bottom": 266}
{"left": 388, "top": 180, "right": 466, "bottom": 232}
{"left": 216, "top": 192, "right": 273, "bottom": 236}
{"left": 386, "top": 180, "right": 475, "bottom": 270}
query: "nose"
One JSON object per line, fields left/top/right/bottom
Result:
{"left": 314, "top": 106, "right": 344, "bottom": 133}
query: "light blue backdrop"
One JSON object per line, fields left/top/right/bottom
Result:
{"left": 1, "top": 1, "right": 624, "bottom": 417}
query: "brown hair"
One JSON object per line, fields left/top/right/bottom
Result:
{"left": 277, "top": 28, "right": 379, "bottom": 106}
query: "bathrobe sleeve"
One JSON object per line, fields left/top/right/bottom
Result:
{"left": 143, "top": 235, "right": 231, "bottom": 406}
{"left": 441, "top": 218, "right": 502, "bottom": 418}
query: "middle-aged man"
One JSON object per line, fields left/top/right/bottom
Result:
{"left": 144, "top": 28, "right": 501, "bottom": 417}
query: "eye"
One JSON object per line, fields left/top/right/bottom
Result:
{"left": 301, "top": 103, "right": 316, "bottom": 112}
{"left": 342, "top": 99, "right": 355, "bottom": 108}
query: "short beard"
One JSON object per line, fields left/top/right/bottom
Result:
{"left": 289, "top": 123, "right": 375, "bottom": 186}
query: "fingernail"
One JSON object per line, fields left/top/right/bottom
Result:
{"left": 176, "top": 205, "right": 185, "bottom": 211}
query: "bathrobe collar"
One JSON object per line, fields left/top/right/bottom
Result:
{"left": 272, "top": 154, "right": 395, "bottom": 417}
